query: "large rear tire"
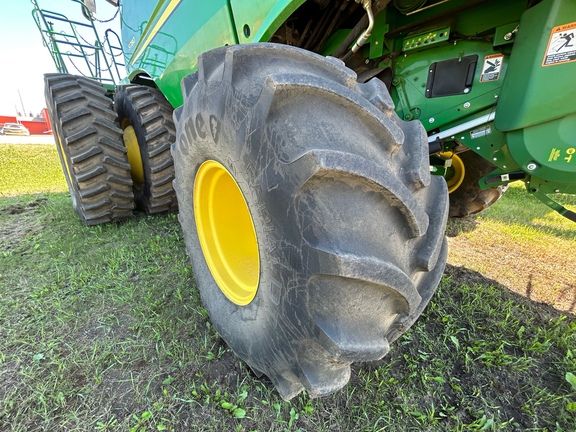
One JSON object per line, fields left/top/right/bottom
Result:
{"left": 44, "top": 74, "right": 134, "bottom": 225}
{"left": 173, "top": 44, "right": 449, "bottom": 399}
{"left": 448, "top": 150, "right": 507, "bottom": 218}
{"left": 115, "top": 85, "right": 178, "bottom": 214}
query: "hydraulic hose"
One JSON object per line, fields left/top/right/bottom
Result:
{"left": 342, "top": 0, "right": 374, "bottom": 62}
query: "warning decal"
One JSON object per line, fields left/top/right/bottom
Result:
{"left": 480, "top": 54, "right": 504, "bottom": 82}
{"left": 542, "top": 22, "right": 576, "bottom": 66}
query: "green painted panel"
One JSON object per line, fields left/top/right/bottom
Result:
{"left": 230, "top": 0, "right": 306, "bottom": 43}
{"left": 388, "top": 0, "right": 526, "bottom": 44}
{"left": 495, "top": 0, "right": 576, "bottom": 131}
{"left": 120, "top": 0, "right": 237, "bottom": 107}
{"left": 392, "top": 40, "right": 505, "bottom": 132}
{"left": 506, "top": 115, "right": 576, "bottom": 185}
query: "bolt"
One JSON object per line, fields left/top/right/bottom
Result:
{"left": 503, "top": 165, "right": 507, "bottom": 169}
{"left": 527, "top": 163, "right": 538, "bottom": 171}
{"left": 494, "top": 94, "right": 499, "bottom": 99}
{"left": 464, "top": 88, "right": 470, "bottom": 94}
{"left": 429, "top": 118, "right": 435, "bottom": 123}
{"left": 463, "top": 102, "right": 471, "bottom": 108}
{"left": 365, "top": 59, "right": 370, "bottom": 64}
{"left": 476, "top": 147, "right": 481, "bottom": 150}
{"left": 555, "top": 189, "right": 560, "bottom": 193}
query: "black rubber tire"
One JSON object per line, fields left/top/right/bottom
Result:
{"left": 448, "top": 150, "right": 507, "bottom": 218}
{"left": 44, "top": 73, "right": 134, "bottom": 225}
{"left": 115, "top": 85, "right": 178, "bottom": 214}
{"left": 173, "top": 44, "right": 449, "bottom": 400}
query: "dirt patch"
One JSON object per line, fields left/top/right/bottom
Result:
{"left": 0, "top": 197, "right": 47, "bottom": 253}
{"left": 446, "top": 218, "right": 576, "bottom": 314}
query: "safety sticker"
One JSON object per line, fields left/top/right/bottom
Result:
{"left": 542, "top": 21, "right": 576, "bottom": 66}
{"left": 480, "top": 54, "right": 504, "bottom": 82}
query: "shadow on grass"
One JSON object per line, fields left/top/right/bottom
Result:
{"left": 445, "top": 217, "right": 480, "bottom": 237}
{"left": 444, "top": 264, "right": 576, "bottom": 319}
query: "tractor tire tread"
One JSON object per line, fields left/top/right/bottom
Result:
{"left": 45, "top": 73, "right": 134, "bottom": 225}
{"left": 173, "top": 44, "right": 448, "bottom": 399}
{"left": 115, "top": 85, "right": 178, "bottom": 214}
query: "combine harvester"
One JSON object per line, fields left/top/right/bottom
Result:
{"left": 33, "top": 0, "right": 576, "bottom": 399}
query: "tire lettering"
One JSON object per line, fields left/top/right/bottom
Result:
{"left": 210, "top": 115, "right": 220, "bottom": 144}
{"left": 185, "top": 116, "right": 197, "bottom": 141}
{"left": 195, "top": 113, "right": 207, "bottom": 139}
{"left": 179, "top": 133, "right": 191, "bottom": 156}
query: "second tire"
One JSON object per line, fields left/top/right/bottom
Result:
{"left": 115, "top": 85, "right": 178, "bottom": 214}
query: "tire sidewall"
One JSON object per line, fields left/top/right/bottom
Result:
{"left": 175, "top": 82, "right": 303, "bottom": 369}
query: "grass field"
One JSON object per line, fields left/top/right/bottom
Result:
{"left": 1, "top": 144, "right": 575, "bottom": 431}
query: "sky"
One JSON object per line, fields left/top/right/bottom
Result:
{"left": 0, "top": 0, "right": 121, "bottom": 117}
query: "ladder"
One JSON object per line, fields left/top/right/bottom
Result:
{"left": 31, "top": 0, "right": 125, "bottom": 88}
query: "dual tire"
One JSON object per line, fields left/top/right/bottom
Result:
{"left": 45, "top": 45, "right": 452, "bottom": 399}
{"left": 44, "top": 74, "right": 177, "bottom": 223}
{"left": 44, "top": 74, "right": 134, "bottom": 225}
{"left": 115, "top": 85, "right": 178, "bottom": 214}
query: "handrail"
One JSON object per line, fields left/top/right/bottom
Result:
{"left": 30, "top": 0, "right": 125, "bottom": 85}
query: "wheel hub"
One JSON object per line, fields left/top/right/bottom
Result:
{"left": 441, "top": 152, "right": 465, "bottom": 194}
{"left": 193, "top": 160, "right": 260, "bottom": 306}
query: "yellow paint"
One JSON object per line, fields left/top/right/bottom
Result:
{"left": 131, "top": 0, "right": 182, "bottom": 65}
{"left": 194, "top": 160, "right": 260, "bottom": 306}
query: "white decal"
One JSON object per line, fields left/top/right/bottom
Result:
{"left": 480, "top": 54, "right": 504, "bottom": 82}
{"left": 543, "top": 22, "right": 576, "bottom": 66}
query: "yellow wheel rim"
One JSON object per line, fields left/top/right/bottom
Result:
{"left": 194, "top": 160, "right": 260, "bottom": 306}
{"left": 121, "top": 119, "right": 144, "bottom": 185}
{"left": 441, "top": 152, "right": 465, "bottom": 194}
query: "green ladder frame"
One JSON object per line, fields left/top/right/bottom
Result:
{"left": 31, "top": 0, "right": 124, "bottom": 88}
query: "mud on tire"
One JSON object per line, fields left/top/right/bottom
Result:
{"left": 115, "top": 85, "right": 178, "bottom": 214}
{"left": 44, "top": 73, "right": 134, "bottom": 225}
{"left": 173, "top": 44, "right": 449, "bottom": 399}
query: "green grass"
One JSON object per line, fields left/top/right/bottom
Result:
{"left": 1, "top": 144, "right": 575, "bottom": 431}
{"left": 446, "top": 183, "right": 576, "bottom": 312}
{"left": 0, "top": 144, "right": 67, "bottom": 196}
